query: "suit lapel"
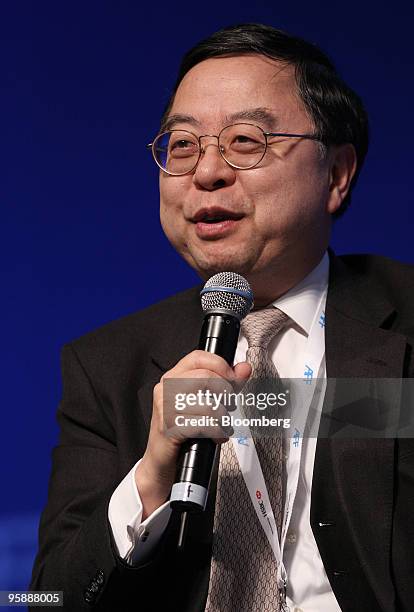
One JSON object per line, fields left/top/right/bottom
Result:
{"left": 312, "top": 253, "right": 407, "bottom": 608}
{"left": 136, "top": 286, "right": 204, "bottom": 431}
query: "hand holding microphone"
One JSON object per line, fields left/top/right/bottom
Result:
{"left": 135, "top": 273, "right": 253, "bottom": 532}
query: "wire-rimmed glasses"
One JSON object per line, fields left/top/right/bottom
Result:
{"left": 147, "top": 123, "right": 322, "bottom": 176}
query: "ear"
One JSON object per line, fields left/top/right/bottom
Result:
{"left": 326, "top": 143, "right": 358, "bottom": 215}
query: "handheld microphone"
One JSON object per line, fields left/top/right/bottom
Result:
{"left": 169, "top": 272, "right": 253, "bottom": 547}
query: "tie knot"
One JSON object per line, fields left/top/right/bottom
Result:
{"left": 241, "top": 307, "right": 290, "bottom": 348}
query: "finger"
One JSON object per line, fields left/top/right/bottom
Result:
{"left": 163, "top": 400, "right": 233, "bottom": 431}
{"left": 234, "top": 361, "right": 251, "bottom": 380}
{"left": 161, "top": 375, "right": 235, "bottom": 415}
{"left": 165, "top": 421, "right": 232, "bottom": 442}
{"left": 165, "top": 350, "right": 236, "bottom": 381}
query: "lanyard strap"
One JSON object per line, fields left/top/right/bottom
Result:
{"left": 231, "top": 290, "right": 327, "bottom": 589}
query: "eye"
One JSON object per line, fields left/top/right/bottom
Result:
{"left": 230, "top": 133, "right": 264, "bottom": 153}
{"left": 233, "top": 134, "right": 259, "bottom": 144}
{"left": 169, "top": 137, "right": 198, "bottom": 157}
{"left": 171, "top": 139, "right": 193, "bottom": 149}
{"left": 234, "top": 134, "right": 256, "bottom": 143}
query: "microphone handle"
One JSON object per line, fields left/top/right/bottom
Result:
{"left": 170, "top": 313, "right": 240, "bottom": 514}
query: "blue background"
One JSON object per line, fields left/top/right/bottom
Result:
{"left": 1, "top": 0, "right": 413, "bottom": 597}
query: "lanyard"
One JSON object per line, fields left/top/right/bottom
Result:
{"left": 230, "top": 289, "right": 327, "bottom": 592}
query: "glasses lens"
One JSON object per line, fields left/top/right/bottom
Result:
{"left": 219, "top": 124, "right": 266, "bottom": 169}
{"left": 153, "top": 131, "right": 199, "bottom": 175}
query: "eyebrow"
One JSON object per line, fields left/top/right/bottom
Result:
{"left": 162, "top": 114, "right": 201, "bottom": 132}
{"left": 161, "top": 107, "right": 279, "bottom": 133}
{"left": 226, "top": 108, "right": 279, "bottom": 130}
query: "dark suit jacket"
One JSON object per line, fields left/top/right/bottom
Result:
{"left": 30, "top": 253, "right": 414, "bottom": 612}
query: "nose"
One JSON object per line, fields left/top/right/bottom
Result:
{"left": 193, "top": 135, "right": 236, "bottom": 191}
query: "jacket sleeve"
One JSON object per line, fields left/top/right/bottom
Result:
{"left": 29, "top": 343, "right": 178, "bottom": 611}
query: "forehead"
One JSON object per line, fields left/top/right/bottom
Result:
{"left": 169, "top": 55, "right": 306, "bottom": 129}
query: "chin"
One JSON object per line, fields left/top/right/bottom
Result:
{"left": 193, "top": 256, "right": 254, "bottom": 280}
{"left": 182, "top": 241, "right": 262, "bottom": 279}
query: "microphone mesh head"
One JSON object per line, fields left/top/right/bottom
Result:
{"left": 200, "top": 272, "right": 253, "bottom": 320}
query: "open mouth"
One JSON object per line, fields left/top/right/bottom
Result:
{"left": 193, "top": 209, "right": 244, "bottom": 224}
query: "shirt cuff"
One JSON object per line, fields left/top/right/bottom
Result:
{"left": 108, "top": 458, "right": 172, "bottom": 565}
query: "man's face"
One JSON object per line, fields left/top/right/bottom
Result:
{"left": 159, "top": 55, "right": 336, "bottom": 297}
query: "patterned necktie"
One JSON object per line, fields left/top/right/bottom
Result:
{"left": 205, "top": 307, "right": 290, "bottom": 612}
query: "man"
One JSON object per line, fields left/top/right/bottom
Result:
{"left": 31, "top": 23, "right": 414, "bottom": 611}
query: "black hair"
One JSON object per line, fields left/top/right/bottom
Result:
{"left": 161, "top": 23, "right": 369, "bottom": 217}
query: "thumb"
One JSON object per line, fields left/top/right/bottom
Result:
{"left": 233, "top": 361, "right": 251, "bottom": 381}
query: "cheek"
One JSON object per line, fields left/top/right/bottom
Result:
{"left": 159, "top": 195, "right": 188, "bottom": 252}
{"left": 248, "top": 163, "right": 328, "bottom": 237}
{"left": 160, "top": 202, "right": 179, "bottom": 240}
{"left": 159, "top": 174, "right": 188, "bottom": 204}
{"left": 268, "top": 153, "right": 327, "bottom": 205}
{"left": 159, "top": 178, "right": 182, "bottom": 225}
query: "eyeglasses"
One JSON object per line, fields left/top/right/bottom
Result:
{"left": 147, "top": 123, "right": 323, "bottom": 176}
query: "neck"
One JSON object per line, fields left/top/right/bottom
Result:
{"left": 247, "top": 250, "right": 326, "bottom": 308}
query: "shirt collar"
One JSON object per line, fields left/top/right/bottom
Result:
{"left": 270, "top": 252, "right": 329, "bottom": 336}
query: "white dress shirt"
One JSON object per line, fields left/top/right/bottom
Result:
{"left": 108, "top": 252, "right": 341, "bottom": 611}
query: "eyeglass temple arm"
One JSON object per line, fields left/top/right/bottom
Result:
{"left": 264, "top": 132, "right": 322, "bottom": 141}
